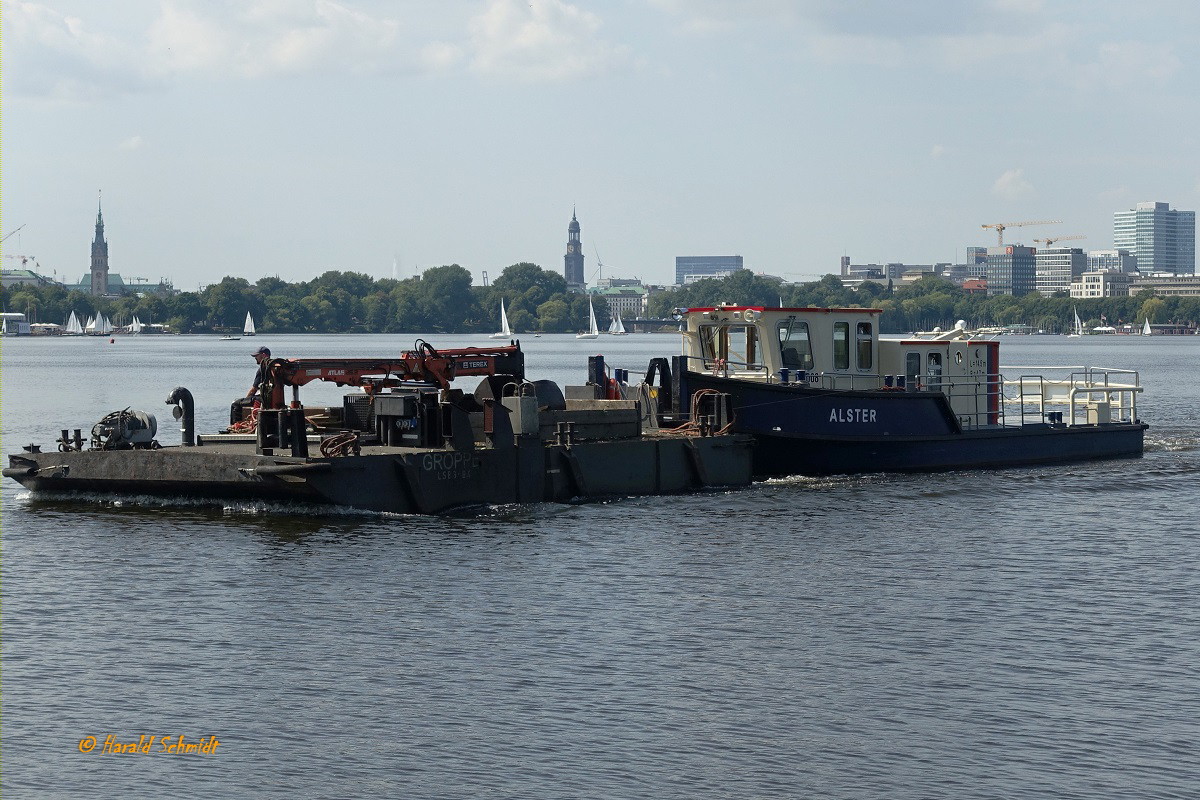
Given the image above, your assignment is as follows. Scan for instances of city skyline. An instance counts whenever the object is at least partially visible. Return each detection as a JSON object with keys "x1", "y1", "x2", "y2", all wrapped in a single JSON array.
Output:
[{"x1": 4, "y1": 1, "x2": 1200, "y2": 291}]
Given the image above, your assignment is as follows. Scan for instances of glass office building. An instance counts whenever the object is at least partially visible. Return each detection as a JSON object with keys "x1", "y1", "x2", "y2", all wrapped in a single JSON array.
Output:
[
  {"x1": 675, "y1": 255, "x2": 744, "y2": 285},
  {"x1": 1113, "y1": 202, "x2": 1195, "y2": 274}
]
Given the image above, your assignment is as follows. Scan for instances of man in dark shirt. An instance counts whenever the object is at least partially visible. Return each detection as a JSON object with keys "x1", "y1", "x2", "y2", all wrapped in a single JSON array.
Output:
[{"x1": 246, "y1": 346, "x2": 271, "y2": 400}]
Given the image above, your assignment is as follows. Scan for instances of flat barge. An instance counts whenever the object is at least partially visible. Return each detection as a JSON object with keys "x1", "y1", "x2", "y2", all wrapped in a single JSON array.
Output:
[{"x1": 5, "y1": 341, "x2": 752, "y2": 514}]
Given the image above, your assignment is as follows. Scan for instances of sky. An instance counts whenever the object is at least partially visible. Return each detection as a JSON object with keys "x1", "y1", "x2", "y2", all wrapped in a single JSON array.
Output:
[{"x1": 3, "y1": 0, "x2": 1199, "y2": 291}]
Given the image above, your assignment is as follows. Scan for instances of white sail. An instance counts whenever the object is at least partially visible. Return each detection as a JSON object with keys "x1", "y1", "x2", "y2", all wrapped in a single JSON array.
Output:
[
  {"x1": 1142, "y1": 318, "x2": 1152, "y2": 336},
  {"x1": 490, "y1": 299, "x2": 513, "y2": 339},
  {"x1": 576, "y1": 299, "x2": 600, "y2": 339},
  {"x1": 608, "y1": 309, "x2": 627, "y2": 335},
  {"x1": 85, "y1": 316, "x2": 96, "y2": 333},
  {"x1": 244, "y1": 312, "x2": 256, "y2": 336},
  {"x1": 1068, "y1": 306, "x2": 1083, "y2": 337},
  {"x1": 65, "y1": 311, "x2": 83, "y2": 335}
]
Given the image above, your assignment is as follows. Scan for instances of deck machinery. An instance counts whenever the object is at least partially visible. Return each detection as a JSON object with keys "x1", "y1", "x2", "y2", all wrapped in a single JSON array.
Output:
[{"x1": 6, "y1": 340, "x2": 752, "y2": 514}]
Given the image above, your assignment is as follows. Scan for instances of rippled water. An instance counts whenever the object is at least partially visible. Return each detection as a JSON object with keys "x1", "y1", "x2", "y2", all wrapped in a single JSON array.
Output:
[{"x1": 3, "y1": 333, "x2": 1198, "y2": 798}]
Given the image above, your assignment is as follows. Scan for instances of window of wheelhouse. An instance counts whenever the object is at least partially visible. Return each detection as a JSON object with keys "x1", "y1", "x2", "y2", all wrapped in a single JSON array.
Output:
[
  {"x1": 856, "y1": 322, "x2": 873, "y2": 370},
  {"x1": 905, "y1": 352, "x2": 921, "y2": 385},
  {"x1": 698, "y1": 325, "x2": 762, "y2": 371},
  {"x1": 833, "y1": 322, "x2": 850, "y2": 370},
  {"x1": 777, "y1": 318, "x2": 813, "y2": 370},
  {"x1": 927, "y1": 352, "x2": 943, "y2": 389}
]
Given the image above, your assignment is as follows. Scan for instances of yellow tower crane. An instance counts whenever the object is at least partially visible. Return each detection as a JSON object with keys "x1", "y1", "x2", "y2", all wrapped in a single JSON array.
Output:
[{"x1": 981, "y1": 219, "x2": 1063, "y2": 246}]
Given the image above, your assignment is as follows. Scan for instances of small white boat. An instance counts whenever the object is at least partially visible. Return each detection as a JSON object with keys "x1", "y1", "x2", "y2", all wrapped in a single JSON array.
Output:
[
  {"x1": 1141, "y1": 319, "x2": 1152, "y2": 336},
  {"x1": 1068, "y1": 307, "x2": 1083, "y2": 338},
  {"x1": 576, "y1": 299, "x2": 599, "y2": 339},
  {"x1": 220, "y1": 335, "x2": 241, "y2": 341},
  {"x1": 64, "y1": 311, "x2": 84, "y2": 336},
  {"x1": 608, "y1": 309, "x2": 628, "y2": 336},
  {"x1": 244, "y1": 312, "x2": 256, "y2": 337},
  {"x1": 490, "y1": 299, "x2": 513, "y2": 339}
]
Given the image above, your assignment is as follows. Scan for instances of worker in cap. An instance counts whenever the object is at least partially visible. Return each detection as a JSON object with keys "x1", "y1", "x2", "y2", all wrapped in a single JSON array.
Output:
[{"x1": 246, "y1": 346, "x2": 272, "y2": 400}]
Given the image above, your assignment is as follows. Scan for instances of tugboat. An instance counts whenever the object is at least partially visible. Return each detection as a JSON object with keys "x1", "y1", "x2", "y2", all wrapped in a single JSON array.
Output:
[
  {"x1": 5, "y1": 341, "x2": 752, "y2": 514},
  {"x1": 630, "y1": 304, "x2": 1148, "y2": 476}
]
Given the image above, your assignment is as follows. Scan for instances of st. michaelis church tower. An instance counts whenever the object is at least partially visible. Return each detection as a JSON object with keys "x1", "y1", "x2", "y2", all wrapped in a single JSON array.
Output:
[
  {"x1": 564, "y1": 209, "x2": 585, "y2": 291},
  {"x1": 90, "y1": 195, "x2": 110, "y2": 296}
]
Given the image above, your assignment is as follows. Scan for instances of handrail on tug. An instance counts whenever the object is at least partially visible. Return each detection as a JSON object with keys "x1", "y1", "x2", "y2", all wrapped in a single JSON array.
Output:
[{"x1": 1001, "y1": 366, "x2": 1141, "y2": 426}]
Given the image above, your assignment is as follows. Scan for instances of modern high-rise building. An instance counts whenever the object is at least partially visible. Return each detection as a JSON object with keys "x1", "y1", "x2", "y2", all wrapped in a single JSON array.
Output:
[
  {"x1": 1035, "y1": 247, "x2": 1087, "y2": 296},
  {"x1": 1113, "y1": 201, "x2": 1195, "y2": 274},
  {"x1": 564, "y1": 210, "x2": 585, "y2": 291},
  {"x1": 675, "y1": 255, "x2": 744, "y2": 285},
  {"x1": 986, "y1": 245, "x2": 1037, "y2": 296}
]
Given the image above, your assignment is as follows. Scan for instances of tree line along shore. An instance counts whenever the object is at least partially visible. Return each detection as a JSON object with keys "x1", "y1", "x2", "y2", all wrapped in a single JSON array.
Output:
[{"x1": 3, "y1": 262, "x2": 1193, "y2": 335}]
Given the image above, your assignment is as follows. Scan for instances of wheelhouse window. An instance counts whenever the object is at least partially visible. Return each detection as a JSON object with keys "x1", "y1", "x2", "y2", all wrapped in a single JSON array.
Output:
[
  {"x1": 927, "y1": 352, "x2": 943, "y2": 390},
  {"x1": 833, "y1": 322, "x2": 850, "y2": 370},
  {"x1": 777, "y1": 318, "x2": 813, "y2": 370},
  {"x1": 856, "y1": 322, "x2": 873, "y2": 370},
  {"x1": 905, "y1": 352, "x2": 921, "y2": 385},
  {"x1": 698, "y1": 325, "x2": 762, "y2": 371}
]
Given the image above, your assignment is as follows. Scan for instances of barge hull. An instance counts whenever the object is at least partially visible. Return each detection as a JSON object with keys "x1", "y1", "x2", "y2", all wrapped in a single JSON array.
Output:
[{"x1": 5, "y1": 434, "x2": 753, "y2": 515}]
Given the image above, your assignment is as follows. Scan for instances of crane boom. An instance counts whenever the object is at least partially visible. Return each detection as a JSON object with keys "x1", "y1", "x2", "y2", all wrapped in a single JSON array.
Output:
[
  {"x1": 981, "y1": 219, "x2": 1063, "y2": 245},
  {"x1": 1033, "y1": 235, "x2": 1086, "y2": 248}
]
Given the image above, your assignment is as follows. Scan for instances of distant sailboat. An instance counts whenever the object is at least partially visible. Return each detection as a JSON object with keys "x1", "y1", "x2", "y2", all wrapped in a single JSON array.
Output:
[
  {"x1": 244, "y1": 312, "x2": 256, "y2": 337},
  {"x1": 1068, "y1": 306, "x2": 1083, "y2": 337},
  {"x1": 1142, "y1": 318, "x2": 1152, "y2": 336},
  {"x1": 87, "y1": 313, "x2": 113, "y2": 335},
  {"x1": 577, "y1": 299, "x2": 600, "y2": 339},
  {"x1": 64, "y1": 311, "x2": 84, "y2": 335},
  {"x1": 490, "y1": 299, "x2": 513, "y2": 339},
  {"x1": 608, "y1": 309, "x2": 627, "y2": 335}
]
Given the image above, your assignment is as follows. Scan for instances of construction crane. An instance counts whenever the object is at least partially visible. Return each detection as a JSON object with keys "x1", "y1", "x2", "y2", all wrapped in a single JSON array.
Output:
[
  {"x1": 2, "y1": 224, "x2": 26, "y2": 243},
  {"x1": 981, "y1": 219, "x2": 1063, "y2": 246},
  {"x1": 3, "y1": 253, "x2": 39, "y2": 269},
  {"x1": 1033, "y1": 235, "x2": 1086, "y2": 248}
]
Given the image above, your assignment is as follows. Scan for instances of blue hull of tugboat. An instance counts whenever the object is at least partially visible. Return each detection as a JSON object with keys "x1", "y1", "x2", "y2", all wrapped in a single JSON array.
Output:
[{"x1": 684, "y1": 372, "x2": 1147, "y2": 477}]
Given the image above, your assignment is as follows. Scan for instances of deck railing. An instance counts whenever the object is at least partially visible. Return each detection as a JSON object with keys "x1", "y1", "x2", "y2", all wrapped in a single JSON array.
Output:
[
  {"x1": 1000, "y1": 365, "x2": 1141, "y2": 427},
  {"x1": 684, "y1": 356, "x2": 1142, "y2": 430}
]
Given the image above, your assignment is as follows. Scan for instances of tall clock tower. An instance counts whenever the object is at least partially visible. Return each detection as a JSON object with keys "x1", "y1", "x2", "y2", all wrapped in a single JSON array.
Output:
[
  {"x1": 564, "y1": 209, "x2": 585, "y2": 291},
  {"x1": 90, "y1": 194, "x2": 110, "y2": 296}
]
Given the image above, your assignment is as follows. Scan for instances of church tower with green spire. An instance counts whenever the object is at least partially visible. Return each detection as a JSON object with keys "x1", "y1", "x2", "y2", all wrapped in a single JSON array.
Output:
[{"x1": 90, "y1": 193, "x2": 110, "y2": 296}]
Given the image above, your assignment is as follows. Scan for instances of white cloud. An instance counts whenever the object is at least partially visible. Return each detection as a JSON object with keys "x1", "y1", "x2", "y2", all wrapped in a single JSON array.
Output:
[
  {"x1": 146, "y1": 0, "x2": 402, "y2": 79},
  {"x1": 119, "y1": 135, "x2": 145, "y2": 151},
  {"x1": 467, "y1": 0, "x2": 628, "y2": 82},
  {"x1": 993, "y1": 168, "x2": 1034, "y2": 199},
  {"x1": 931, "y1": 144, "x2": 945, "y2": 159}
]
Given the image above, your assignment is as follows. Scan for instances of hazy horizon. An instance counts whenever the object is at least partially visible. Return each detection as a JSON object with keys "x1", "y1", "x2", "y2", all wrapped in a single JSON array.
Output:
[{"x1": 4, "y1": 1, "x2": 1198, "y2": 291}]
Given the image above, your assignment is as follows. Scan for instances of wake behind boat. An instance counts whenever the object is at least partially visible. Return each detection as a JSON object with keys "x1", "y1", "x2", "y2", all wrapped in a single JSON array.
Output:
[{"x1": 621, "y1": 304, "x2": 1147, "y2": 477}]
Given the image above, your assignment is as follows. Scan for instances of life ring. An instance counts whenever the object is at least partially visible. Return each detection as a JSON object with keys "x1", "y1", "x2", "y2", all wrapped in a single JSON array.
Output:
[{"x1": 606, "y1": 377, "x2": 622, "y2": 400}]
